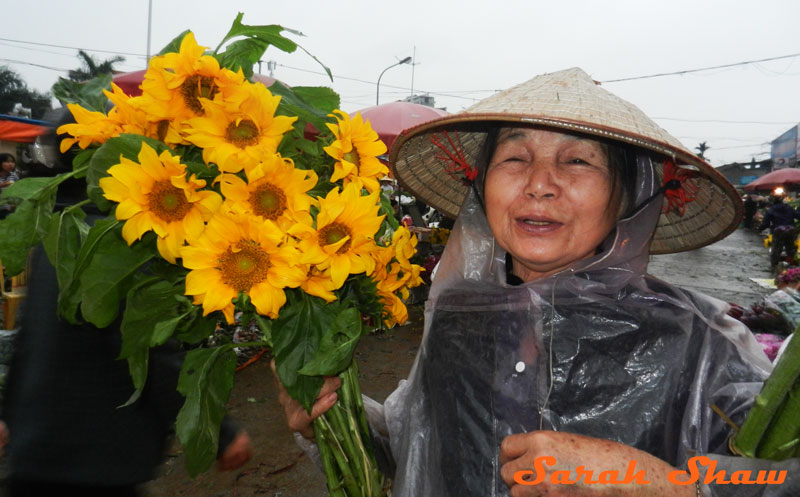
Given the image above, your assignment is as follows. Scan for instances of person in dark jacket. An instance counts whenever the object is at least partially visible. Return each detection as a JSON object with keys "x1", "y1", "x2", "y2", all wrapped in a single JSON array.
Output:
[
  {"x1": 743, "y1": 194, "x2": 757, "y2": 229},
  {"x1": 0, "y1": 247, "x2": 252, "y2": 497},
  {"x1": 758, "y1": 194, "x2": 800, "y2": 271}
]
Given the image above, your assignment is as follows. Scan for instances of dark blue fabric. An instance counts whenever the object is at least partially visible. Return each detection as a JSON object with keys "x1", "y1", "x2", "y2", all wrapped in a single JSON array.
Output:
[{"x1": 758, "y1": 202, "x2": 800, "y2": 233}]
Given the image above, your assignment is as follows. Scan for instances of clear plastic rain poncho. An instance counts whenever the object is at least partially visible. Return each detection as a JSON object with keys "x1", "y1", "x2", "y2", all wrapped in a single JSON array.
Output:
[{"x1": 362, "y1": 153, "x2": 800, "y2": 496}]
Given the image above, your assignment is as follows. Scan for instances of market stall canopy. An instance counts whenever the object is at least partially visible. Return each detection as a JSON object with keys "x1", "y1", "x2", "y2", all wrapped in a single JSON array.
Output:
[
  {"x1": 353, "y1": 101, "x2": 449, "y2": 154},
  {"x1": 111, "y1": 70, "x2": 279, "y2": 97},
  {"x1": 0, "y1": 114, "x2": 52, "y2": 143},
  {"x1": 742, "y1": 168, "x2": 800, "y2": 192}
]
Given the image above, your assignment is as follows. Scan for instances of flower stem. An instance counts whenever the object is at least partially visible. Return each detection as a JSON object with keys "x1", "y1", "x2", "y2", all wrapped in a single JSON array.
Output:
[
  {"x1": 312, "y1": 360, "x2": 388, "y2": 496},
  {"x1": 732, "y1": 333, "x2": 800, "y2": 457}
]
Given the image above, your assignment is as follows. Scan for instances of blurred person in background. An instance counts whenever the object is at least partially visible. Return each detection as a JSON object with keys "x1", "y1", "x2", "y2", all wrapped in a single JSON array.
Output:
[{"x1": 758, "y1": 193, "x2": 800, "y2": 273}]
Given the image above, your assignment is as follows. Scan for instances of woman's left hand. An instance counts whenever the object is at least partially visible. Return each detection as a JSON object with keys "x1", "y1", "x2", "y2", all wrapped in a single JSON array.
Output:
[{"x1": 499, "y1": 431, "x2": 695, "y2": 496}]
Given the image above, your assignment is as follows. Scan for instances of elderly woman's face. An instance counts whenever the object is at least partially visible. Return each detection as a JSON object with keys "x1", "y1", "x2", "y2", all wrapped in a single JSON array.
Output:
[{"x1": 484, "y1": 127, "x2": 620, "y2": 281}]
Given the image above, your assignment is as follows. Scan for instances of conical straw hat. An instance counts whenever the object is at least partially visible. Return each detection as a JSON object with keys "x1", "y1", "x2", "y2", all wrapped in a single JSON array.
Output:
[{"x1": 389, "y1": 67, "x2": 742, "y2": 254}]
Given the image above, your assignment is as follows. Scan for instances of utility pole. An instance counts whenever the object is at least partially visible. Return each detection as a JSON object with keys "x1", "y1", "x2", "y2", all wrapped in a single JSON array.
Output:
[
  {"x1": 410, "y1": 46, "x2": 416, "y2": 98},
  {"x1": 146, "y1": 0, "x2": 153, "y2": 67}
]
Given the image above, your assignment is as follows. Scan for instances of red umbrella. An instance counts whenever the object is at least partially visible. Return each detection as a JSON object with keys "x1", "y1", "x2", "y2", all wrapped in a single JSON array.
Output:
[
  {"x1": 743, "y1": 168, "x2": 800, "y2": 192},
  {"x1": 353, "y1": 101, "x2": 448, "y2": 153},
  {"x1": 111, "y1": 70, "x2": 278, "y2": 97}
]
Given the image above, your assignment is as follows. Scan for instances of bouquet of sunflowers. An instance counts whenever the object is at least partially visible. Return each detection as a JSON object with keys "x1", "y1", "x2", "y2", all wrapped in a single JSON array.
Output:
[{"x1": 0, "y1": 14, "x2": 422, "y2": 496}]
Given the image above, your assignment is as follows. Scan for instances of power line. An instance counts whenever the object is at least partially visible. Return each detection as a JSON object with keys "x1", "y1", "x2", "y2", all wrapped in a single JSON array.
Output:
[
  {"x1": 0, "y1": 58, "x2": 70, "y2": 72},
  {"x1": 276, "y1": 63, "x2": 481, "y2": 102},
  {"x1": 600, "y1": 52, "x2": 800, "y2": 83},
  {"x1": 713, "y1": 143, "x2": 771, "y2": 151},
  {"x1": 0, "y1": 40, "x2": 75, "y2": 58},
  {"x1": 0, "y1": 37, "x2": 146, "y2": 59}
]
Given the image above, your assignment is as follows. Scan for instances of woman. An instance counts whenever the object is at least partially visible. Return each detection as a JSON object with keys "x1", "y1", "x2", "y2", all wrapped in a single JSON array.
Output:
[{"x1": 279, "y1": 68, "x2": 798, "y2": 496}]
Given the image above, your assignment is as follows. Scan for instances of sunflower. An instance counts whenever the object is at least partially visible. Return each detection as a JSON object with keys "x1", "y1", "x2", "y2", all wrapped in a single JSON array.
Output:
[
  {"x1": 144, "y1": 32, "x2": 245, "y2": 111},
  {"x1": 376, "y1": 289, "x2": 408, "y2": 328},
  {"x1": 58, "y1": 103, "x2": 123, "y2": 152},
  {"x1": 217, "y1": 153, "x2": 317, "y2": 231},
  {"x1": 183, "y1": 82, "x2": 297, "y2": 173},
  {"x1": 371, "y1": 226, "x2": 424, "y2": 327},
  {"x1": 136, "y1": 32, "x2": 245, "y2": 144},
  {"x1": 301, "y1": 267, "x2": 339, "y2": 303},
  {"x1": 323, "y1": 110, "x2": 388, "y2": 193},
  {"x1": 291, "y1": 184, "x2": 384, "y2": 289},
  {"x1": 181, "y1": 212, "x2": 307, "y2": 323},
  {"x1": 98, "y1": 142, "x2": 222, "y2": 263},
  {"x1": 103, "y1": 83, "x2": 180, "y2": 143},
  {"x1": 374, "y1": 258, "x2": 423, "y2": 327}
]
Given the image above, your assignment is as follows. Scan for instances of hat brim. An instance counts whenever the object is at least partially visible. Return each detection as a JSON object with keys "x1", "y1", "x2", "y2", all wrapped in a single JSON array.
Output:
[{"x1": 389, "y1": 113, "x2": 743, "y2": 255}]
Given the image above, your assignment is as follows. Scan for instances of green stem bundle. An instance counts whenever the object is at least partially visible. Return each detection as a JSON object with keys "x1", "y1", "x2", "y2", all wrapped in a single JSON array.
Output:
[
  {"x1": 312, "y1": 360, "x2": 389, "y2": 497},
  {"x1": 732, "y1": 332, "x2": 800, "y2": 459}
]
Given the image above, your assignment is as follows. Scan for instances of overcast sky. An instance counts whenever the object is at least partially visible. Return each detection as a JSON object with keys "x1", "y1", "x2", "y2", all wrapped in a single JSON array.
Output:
[{"x1": 3, "y1": 0, "x2": 799, "y2": 166}]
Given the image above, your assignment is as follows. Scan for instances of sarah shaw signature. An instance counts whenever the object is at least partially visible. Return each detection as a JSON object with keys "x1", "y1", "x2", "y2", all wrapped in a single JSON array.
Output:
[{"x1": 513, "y1": 456, "x2": 787, "y2": 486}]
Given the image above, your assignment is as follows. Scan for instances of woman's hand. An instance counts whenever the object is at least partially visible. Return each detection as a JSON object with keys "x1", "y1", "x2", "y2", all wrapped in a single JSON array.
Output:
[
  {"x1": 499, "y1": 431, "x2": 695, "y2": 496},
  {"x1": 270, "y1": 359, "x2": 340, "y2": 439}
]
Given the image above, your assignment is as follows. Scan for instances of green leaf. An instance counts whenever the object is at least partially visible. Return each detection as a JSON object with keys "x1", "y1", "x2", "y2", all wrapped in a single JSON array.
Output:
[
  {"x1": 51, "y1": 74, "x2": 112, "y2": 112},
  {"x1": 338, "y1": 275, "x2": 383, "y2": 324},
  {"x1": 252, "y1": 313, "x2": 273, "y2": 347},
  {"x1": 77, "y1": 225, "x2": 155, "y2": 327},
  {"x1": 43, "y1": 208, "x2": 89, "y2": 291},
  {"x1": 216, "y1": 38, "x2": 268, "y2": 79},
  {"x1": 183, "y1": 159, "x2": 219, "y2": 183},
  {"x1": 158, "y1": 30, "x2": 191, "y2": 56},
  {"x1": 295, "y1": 45, "x2": 333, "y2": 81},
  {"x1": 271, "y1": 291, "x2": 331, "y2": 410},
  {"x1": 176, "y1": 312, "x2": 218, "y2": 345},
  {"x1": 0, "y1": 187, "x2": 57, "y2": 275},
  {"x1": 176, "y1": 346, "x2": 237, "y2": 476},
  {"x1": 86, "y1": 134, "x2": 171, "y2": 212},
  {"x1": 380, "y1": 192, "x2": 400, "y2": 231},
  {"x1": 0, "y1": 177, "x2": 60, "y2": 202},
  {"x1": 118, "y1": 277, "x2": 187, "y2": 404},
  {"x1": 152, "y1": 310, "x2": 193, "y2": 347},
  {"x1": 215, "y1": 14, "x2": 299, "y2": 56},
  {"x1": 58, "y1": 217, "x2": 120, "y2": 322},
  {"x1": 291, "y1": 86, "x2": 340, "y2": 115},
  {"x1": 71, "y1": 148, "x2": 95, "y2": 178},
  {"x1": 297, "y1": 307, "x2": 361, "y2": 376},
  {"x1": 270, "y1": 82, "x2": 334, "y2": 133}
]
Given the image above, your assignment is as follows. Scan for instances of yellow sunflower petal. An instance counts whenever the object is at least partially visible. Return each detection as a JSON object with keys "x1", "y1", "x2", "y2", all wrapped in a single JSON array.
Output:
[{"x1": 249, "y1": 282, "x2": 286, "y2": 318}]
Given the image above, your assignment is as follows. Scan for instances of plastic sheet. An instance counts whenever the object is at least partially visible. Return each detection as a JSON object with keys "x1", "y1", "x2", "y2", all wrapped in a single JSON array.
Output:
[{"x1": 364, "y1": 154, "x2": 800, "y2": 496}]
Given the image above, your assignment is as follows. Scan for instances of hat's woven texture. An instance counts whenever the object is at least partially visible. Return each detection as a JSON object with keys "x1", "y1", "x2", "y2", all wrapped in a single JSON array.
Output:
[{"x1": 390, "y1": 68, "x2": 742, "y2": 254}]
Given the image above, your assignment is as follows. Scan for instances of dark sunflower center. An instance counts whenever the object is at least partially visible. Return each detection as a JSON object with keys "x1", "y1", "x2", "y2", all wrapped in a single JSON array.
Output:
[
  {"x1": 147, "y1": 180, "x2": 192, "y2": 222},
  {"x1": 225, "y1": 119, "x2": 260, "y2": 148},
  {"x1": 218, "y1": 240, "x2": 270, "y2": 292},
  {"x1": 249, "y1": 183, "x2": 287, "y2": 220},
  {"x1": 343, "y1": 151, "x2": 361, "y2": 167},
  {"x1": 318, "y1": 222, "x2": 352, "y2": 254},
  {"x1": 181, "y1": 75, "x2": 218, "y2": 115}
]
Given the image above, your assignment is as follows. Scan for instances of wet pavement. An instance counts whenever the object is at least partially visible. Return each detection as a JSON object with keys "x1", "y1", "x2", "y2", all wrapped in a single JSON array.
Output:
[{"x1": 648, "y1": 227, "x2": 774, "y2": 307}]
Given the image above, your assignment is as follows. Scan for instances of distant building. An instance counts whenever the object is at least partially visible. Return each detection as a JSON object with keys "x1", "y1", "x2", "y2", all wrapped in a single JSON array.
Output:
[
  {"x1": 716, "y1": 158, "x2": 773, "y2": 189},
  {"x1": 771, "y1": 124, "x2": 800, "y2": 169},
  {"x1": 403, "y1": 94, "x2": 440, "y2": 108}
]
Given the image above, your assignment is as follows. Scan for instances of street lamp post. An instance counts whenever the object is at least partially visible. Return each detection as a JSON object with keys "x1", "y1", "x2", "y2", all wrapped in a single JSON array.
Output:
[{"x1": 376, "y1": 57, "x2": 412, "y2": 105}]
